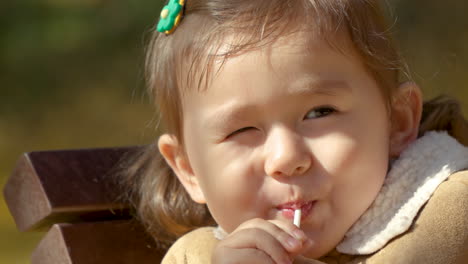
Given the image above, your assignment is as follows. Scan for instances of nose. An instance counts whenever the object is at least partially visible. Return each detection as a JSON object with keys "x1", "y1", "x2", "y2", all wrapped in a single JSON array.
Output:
[{"x1": 264, "y1": 126, "x2": 311, "y2": 178}]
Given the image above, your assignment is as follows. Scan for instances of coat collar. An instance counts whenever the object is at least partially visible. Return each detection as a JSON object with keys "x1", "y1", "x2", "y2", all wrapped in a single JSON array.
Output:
[{"x1": 337, "y1": 131, "x2": 468, "y2": 254}]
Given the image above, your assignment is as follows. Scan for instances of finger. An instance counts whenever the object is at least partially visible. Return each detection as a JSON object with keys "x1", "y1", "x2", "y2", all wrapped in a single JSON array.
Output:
[
  {"x1": 268, "y1": 219, "x2": 308, "y2": 242},
  {"x1": 222, "y1": 228, "x2": 293, "y2": 264},
  {"x1": 268, "y1": 219, "x2": 315, "y2": 256},
  {"x1": 298, "y1": 237, "x2": 315, "y2": 255},
  {"x1": 233, "y1": 218, "x2": 303, "y2": 253},
  {"x1": 252, "y1": 218, "x2": 311, "y2": 253}
]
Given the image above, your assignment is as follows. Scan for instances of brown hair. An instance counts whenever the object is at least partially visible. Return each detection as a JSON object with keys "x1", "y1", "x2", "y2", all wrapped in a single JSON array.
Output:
[
  {"x1": 419, "y1": 95, "x2": 468, "y2": 145},
  {"x1": 119, "y1": 0, "x2": 468, "y2": 249}
]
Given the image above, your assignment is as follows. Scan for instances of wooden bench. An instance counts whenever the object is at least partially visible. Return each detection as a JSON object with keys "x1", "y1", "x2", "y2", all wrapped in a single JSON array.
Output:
[{"x1": 3, "y1": 147, "x2": 166, "y2": 263}]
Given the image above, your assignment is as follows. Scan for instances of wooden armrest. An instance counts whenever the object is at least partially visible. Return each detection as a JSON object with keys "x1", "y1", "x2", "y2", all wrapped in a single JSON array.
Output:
[
  {"x1": 33, "y1": 220, "x2": 163, "y2": 264},
  {"x1": 3, "y1": 147, "x2": 136, "y2": 231}
]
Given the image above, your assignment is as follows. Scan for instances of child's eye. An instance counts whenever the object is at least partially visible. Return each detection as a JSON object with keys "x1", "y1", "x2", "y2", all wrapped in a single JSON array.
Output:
[
  {"x1": 304, "y1": 106, "x2": 336, "y2": 120},
  {"x1": 226, "y1": 126, "x2": 256, "y2": 138}
]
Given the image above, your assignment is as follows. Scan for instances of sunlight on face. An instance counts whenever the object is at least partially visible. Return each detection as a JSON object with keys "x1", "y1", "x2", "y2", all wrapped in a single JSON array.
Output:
[{"x1": 181, "y1": 33, "x2": 391, "y2": 258}]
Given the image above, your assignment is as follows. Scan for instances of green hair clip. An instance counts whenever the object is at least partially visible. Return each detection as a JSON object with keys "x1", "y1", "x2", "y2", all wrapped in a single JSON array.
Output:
[{"x1": 157, "y1": 0, "x2": 186, "y2": 35}]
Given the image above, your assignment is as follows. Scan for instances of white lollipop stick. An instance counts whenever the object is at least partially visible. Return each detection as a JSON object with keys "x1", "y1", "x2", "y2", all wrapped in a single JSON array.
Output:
[{"x1": 293, "y1": 209, "x2": 302, "y2": 228}]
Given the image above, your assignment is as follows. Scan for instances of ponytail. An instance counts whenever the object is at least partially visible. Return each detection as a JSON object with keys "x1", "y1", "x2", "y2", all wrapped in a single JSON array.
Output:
[
  {"x1": 419, "y1": 95, "x2": 468, "y2": 146},
  {"x1": 118, "y1": 143, "x2": 214, "y2": 249}
]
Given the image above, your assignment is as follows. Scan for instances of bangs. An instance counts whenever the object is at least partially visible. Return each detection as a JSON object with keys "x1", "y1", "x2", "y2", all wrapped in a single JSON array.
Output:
[
  {"x1": 175, "y1": 0, "x2": 352, "y2": 94},
  {"x1": 146, "y1": 0, "x2": 402, "y2": 136}
]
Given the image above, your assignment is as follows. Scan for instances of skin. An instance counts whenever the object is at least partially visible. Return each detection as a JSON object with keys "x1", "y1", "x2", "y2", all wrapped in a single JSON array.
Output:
[{"x1": 159, "y1": 32, "x2": 422, "y2": 263}]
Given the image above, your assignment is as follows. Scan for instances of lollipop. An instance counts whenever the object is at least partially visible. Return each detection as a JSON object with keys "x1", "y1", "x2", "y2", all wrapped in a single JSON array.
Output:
[{"x1": 293, "y1": 209, "x2": 301, "y2": 228}]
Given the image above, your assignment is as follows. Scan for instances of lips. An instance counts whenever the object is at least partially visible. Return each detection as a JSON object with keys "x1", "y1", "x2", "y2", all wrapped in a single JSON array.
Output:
[{"x1": 277, "y1": 200, "x2": 316, "y2": 220}]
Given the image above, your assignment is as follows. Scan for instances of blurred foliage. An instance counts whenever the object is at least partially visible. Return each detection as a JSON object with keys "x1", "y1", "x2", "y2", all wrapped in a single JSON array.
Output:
[
  {"x1": 393, "y1": 0, "x2": 468, "y2": 100},
  {"x1": 0, "y1": 0, "x2": 467, "y2": 263},
  {"x1": 0, "y1": 0, "x2": 164, "y2": 262}
]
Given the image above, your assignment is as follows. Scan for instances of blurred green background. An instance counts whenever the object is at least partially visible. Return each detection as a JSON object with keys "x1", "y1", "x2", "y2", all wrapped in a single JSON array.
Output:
[{"x1": 1, "y1": 0, "x2": 467, "y2": 263}]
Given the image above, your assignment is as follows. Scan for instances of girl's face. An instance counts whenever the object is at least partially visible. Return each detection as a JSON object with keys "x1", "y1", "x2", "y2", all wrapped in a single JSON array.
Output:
[{"x1": 177, "y1": 33, "x2": 391, "y2": 257}]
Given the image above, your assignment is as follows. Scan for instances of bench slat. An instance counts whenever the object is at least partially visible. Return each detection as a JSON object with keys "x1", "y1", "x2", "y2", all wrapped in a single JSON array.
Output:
[
  {"x1": 32, "y1": 220, "x2": 163, "y2": 264},
  {"x1": 3, "y1": 147, "x2": 137, "y2": 231}
]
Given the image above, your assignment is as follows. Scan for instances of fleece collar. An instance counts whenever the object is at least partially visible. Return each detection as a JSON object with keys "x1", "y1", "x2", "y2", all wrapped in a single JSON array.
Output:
[
  {"x1": 213, "y1": 132, "x2": 468, "y2": 255},
  {"x1": 337, "y1": 131, "x2": 468, "y2": 254}
]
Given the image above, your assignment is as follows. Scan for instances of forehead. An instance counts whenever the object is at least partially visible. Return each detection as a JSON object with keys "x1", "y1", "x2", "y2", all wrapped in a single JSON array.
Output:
[
  {"x1": 179, "y1": 28, "x2": 357, "y2": 94},
  {"x1": 180, "y1": 31, "x2": 365, "y2": 113}
]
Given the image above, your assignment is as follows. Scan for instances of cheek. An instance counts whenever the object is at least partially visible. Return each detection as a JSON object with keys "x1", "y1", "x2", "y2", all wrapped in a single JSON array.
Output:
[
  {"x1": 312, "y1": 127, "x2": 388, "y2": 173},
  {"x1": 186, "y1": 144, "x2": 265, "y2": 232},
  {"x1": 312, "y1": 120, "x2": 389, "y2": 190},
  {"x1": 320, "y1": 128, "x2": 389, "y2": 218},
  {"x1": 204, "y1": 170, "x2": 264, "y2": 232}
]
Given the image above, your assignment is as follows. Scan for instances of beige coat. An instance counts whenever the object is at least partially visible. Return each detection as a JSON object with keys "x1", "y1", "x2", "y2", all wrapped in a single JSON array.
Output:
[{"x1": 162, "y1": 170, "x2": 468, "y2": 264}]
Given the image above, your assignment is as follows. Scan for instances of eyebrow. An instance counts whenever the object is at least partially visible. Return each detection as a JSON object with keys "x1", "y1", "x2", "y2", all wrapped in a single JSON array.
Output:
[
  {"x1": 204, "y1": 79, "x2": 351, "y2": 130},
  {"x1": 204, "y1": 101, "x2": 255, "y2": 131},
  {"x1": 289, "y1": 79, "x2": 352, "y2": 96}
]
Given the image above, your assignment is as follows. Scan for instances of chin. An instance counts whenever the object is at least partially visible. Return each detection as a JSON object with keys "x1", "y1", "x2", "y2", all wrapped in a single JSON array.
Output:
[{"x1": 303, "y1": 232, "x2": 344, "y2": 259}]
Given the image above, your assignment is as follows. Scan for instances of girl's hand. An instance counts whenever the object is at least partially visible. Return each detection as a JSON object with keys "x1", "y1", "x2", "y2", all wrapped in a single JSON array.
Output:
[{"x1": 211, "y1": 218, "x2": 314, "y2": 264}]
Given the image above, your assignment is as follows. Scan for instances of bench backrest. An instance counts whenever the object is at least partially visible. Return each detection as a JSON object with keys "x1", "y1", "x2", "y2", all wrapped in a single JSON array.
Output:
[{"x1": 3, "y1": 147, "x2": 165, "y2": 263}]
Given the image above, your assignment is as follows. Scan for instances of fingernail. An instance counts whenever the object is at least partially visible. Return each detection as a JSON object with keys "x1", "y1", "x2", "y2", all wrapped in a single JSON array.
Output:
[
  {"x1": 304, "y1": 238, "x2": 314, "y2": 249},
  {"x1": 286, "y1": 237, "x2": 300, "y2": 249},
  {"x1": 292, "y1": 229, "x2": 306, "y2": 240}
]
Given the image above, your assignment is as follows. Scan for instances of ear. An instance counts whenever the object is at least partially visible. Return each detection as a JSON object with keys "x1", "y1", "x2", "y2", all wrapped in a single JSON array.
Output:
[
  {"x1": 389, "y1": 82, "x2": 423, "y2": 157},
  {"x1": 158, "y1": 134, "x2": 206, "y2": 204}
]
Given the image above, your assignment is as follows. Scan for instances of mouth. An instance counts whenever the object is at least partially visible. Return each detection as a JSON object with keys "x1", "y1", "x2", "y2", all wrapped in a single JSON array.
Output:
[{"x1": 276, "y1": 200, "x2": 316, "y2": 220}]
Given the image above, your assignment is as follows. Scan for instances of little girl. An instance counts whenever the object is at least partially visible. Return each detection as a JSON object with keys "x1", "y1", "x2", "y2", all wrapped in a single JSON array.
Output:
[{"x1": 120, "y1": 0, "x2": 468, "y2": 263}]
